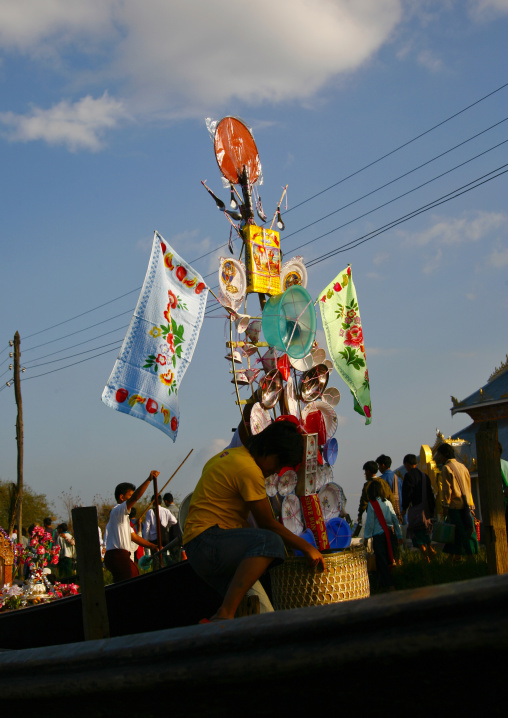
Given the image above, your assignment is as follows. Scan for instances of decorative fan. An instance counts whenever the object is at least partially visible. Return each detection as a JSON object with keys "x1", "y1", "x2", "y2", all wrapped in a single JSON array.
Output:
[
  {"x1": 261, "y1": 285, "x2": 317, "y2": 359},
  {"x1": 265, "y1": 473, "x2": 279, "y2": 498},
  {"x1": 325, "y1": 517, "x2": 352, "y2": 550},
  {"x1": 318, "y1": 482, "x2": 342, "y2": 521},
  {"x1": 213, "y1": 116, "x2": 262, "y2": 185},
  {"x1": 281, "y1": 494, "x2": 304, "y2": 535},
  {"x1": 278, "y1": 469, "x2": 298, "y2": 497}
]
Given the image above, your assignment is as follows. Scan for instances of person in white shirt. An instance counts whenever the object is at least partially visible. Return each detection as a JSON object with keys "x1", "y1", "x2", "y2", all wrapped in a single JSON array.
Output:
[
  {"x1": 144, "y1": 495, "x2": 177, "y2": 542},
  {"x1": 104, "y1": 471, "x2": 159, "y2": 582},
  {"x1": 56, "y1": 523, "x2": 75, "y2": 578}
]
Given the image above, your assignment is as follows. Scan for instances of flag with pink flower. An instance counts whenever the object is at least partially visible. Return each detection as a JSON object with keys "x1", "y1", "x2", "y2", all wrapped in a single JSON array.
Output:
[
  {"x1": 319, "y1": 265, "x2": 372, "y2": 425},
  {"x1": 101, "y1": 231, "x2": 208, "y2": 440}
]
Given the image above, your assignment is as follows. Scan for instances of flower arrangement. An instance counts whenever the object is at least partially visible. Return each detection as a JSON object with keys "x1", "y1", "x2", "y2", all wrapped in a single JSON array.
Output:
[
  {"x1": 0, "y1": 583, "x2": 24, "y2": 611},
  {"x1": 22, "y1": 525, "x2": 59, "y2": 570}
]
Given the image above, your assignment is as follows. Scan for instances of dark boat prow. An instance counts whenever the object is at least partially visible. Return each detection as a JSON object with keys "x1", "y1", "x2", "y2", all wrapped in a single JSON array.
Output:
[{"x1": 0, "y1": 561, "x2": 222, "y2": 650}]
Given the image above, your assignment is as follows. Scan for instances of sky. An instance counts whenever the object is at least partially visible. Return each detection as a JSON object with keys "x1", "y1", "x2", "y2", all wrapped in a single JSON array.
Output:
[{"x1": 0, "y1": 0, "x2": 507, "y2": 522}]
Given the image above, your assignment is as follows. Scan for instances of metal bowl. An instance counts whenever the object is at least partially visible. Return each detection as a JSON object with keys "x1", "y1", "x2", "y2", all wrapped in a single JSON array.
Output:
[
  {"x1": 260, "y1": 369, "x2": 283, "y2": 409},
  {"x1": 299, "y1": 363, "x2": 329, "y2": 402}
]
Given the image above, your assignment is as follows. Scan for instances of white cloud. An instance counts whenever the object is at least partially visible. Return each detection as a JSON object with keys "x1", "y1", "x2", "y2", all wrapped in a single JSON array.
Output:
[
  {"x1": 486, "y1": 245, "x2": 508, "y2": 268},
  {"x1": 417, "y1": 49, "x2": 443, "y2": 72},
  {"x1": 401, "y1": 211, "x2": 508, "y2": 247},
  {"x1": 373, "y1": 252, "x2": 390, "y2": 265},
  {"x1": 0, "y1": 92, "x2": 127, "y2": 151},
  {"x1": 468, "y1": 0, "x2": 508, "y2": 21},
  {"x1": 0, "y1": 1, "x2": 403, "y2": 140}
]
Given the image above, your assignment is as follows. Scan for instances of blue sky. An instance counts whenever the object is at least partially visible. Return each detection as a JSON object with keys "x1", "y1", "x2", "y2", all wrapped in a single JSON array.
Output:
[{"x1": 0, "y1": 0, "x2": 507, "y2": 520}]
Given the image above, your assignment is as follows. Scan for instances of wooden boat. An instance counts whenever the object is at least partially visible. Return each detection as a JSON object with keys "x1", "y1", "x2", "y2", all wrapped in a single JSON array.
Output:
[{"x1": 0, "y1": 561, "x2": 221, "y2": 651}]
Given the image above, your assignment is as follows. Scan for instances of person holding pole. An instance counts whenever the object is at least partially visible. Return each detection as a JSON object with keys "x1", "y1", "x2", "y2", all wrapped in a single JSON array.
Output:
[{"x1": 104, "y1": 471, "x2": 160, "y2": 582}]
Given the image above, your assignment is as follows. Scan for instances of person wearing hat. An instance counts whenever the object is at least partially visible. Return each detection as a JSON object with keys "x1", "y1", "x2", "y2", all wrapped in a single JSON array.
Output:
[{"x1": 183, "y1": 421, "x2": 325, "y2": 621}]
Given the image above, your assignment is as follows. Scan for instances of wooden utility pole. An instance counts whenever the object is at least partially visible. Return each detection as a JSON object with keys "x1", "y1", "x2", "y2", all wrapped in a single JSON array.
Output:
[
  {"x1": 152, "y1": 474, "x2": 163, "y2": 570},
  {"x1": 13, "y1": 331, "x2": 23, "y2": 539},
  {"x1": 72, "y1": 506, "x2": 110, "y2": 641},
  {"x1": 476, "y1": 421, "x2": 508, "y2": 575}
]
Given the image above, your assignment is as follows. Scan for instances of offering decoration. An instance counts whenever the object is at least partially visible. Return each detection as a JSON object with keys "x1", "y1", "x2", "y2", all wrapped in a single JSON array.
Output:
[
  {"x1": 199, "y1": 115, "x2": 374, "y2": 603},
  {"x1": 0, "y1": 525, "x2": 79, "y2": 613}
]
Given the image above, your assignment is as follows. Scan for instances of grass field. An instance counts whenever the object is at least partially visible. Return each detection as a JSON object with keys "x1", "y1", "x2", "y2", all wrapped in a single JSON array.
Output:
[{"x1": 369, "y1": 546, "x2": 488, "y2": 594}]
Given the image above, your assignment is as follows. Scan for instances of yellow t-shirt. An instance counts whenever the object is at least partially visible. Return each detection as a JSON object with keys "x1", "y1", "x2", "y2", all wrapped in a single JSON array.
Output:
[{"x1": 183, "y1": 445, "x2": 266, "y2": 544}]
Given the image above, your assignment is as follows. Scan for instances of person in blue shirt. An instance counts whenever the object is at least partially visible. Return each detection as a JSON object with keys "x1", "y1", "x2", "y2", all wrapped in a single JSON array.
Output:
[
  {"x1": 364, "y1": 480, "x2": 402, "y2": 591},
  {"x1": 376, "y1": 454, "x2": 403, "y2": 522}
]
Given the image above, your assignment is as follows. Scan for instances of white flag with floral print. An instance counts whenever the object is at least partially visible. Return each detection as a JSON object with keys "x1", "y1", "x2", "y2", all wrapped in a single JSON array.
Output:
[
  {"x1": 102, "y1": 231, "x2": 208, "y2": 441},
  {"x1": 318, "y1": 266, "x2": 372, "y2": 425}
]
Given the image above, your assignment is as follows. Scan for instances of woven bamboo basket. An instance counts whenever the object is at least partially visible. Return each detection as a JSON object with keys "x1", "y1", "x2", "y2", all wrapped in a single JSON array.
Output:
[{"x1": 271, "y1": 545, "x2": 370, "y2": 610}]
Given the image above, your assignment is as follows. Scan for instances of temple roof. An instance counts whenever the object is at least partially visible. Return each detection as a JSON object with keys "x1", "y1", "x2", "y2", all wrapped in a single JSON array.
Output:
[{"x1": 451, "y1": 354, "x2": 508, "y2": 418}]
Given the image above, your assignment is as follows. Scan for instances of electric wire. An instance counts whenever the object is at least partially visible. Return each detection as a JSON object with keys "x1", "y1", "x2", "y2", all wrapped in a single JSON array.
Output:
[
  {"x1": 22, "y1": 309, "x2": 134, "y2": 353},
  {"x1": 23, "y1": 287, "x2": 141, "y2": 341},
  {"x1": 26, "y1": 338, "x2": 127, "y2": 369},
  {"x1": 283, "y1": 81, "x2": 508, "y2": 214},
  {"x1": 20, "y1": 345, "x2": 123, "y2": 382},
  {"x1": 23, "y1": 324, "x2": 130, "y2": 365},
  {"x1": 306, "y1": 165, "x2": 508, "y2": 267},
  {"x1": 282, "y1": 118, "x2": 508, "y2": 243},
  {"x1": 9, "y1": 83, "x2": 508, "y2": 348},
  {"x1": 3, "y1": 166, "x2": 506, "y2": 379}
]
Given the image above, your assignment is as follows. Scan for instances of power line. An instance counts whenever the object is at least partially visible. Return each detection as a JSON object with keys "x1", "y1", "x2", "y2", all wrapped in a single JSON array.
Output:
[
  {"x1": 23, "y1": 324, "x2": 130, "y2": 365},
  {"x1": 20, "y1": 345, "x2": 122, "y2": 382},
  {"x1": 306, "y1": 165, "x2": 508, "y2": 267},
  {"x1": 289, "y1": 140, "x2": 508, "y2": 257},
  {"x1": 23, "y1": 287, "x2": 141, "y2": 340},
  {"x1": 283, "y1": 81, "x2": 508, "y2": 214},
  {"x1": 26, "y1": 339, "x2": 126, "y2": 369},
  {"x1": 282, "y1": 118, "x2": 508, "y2": 243},
  {"x1": 22, "y1": 309, "x2": 134, "y2": 353},
  {"x1": 12, "y1": 83, "x2": 508, "y2": 346}
]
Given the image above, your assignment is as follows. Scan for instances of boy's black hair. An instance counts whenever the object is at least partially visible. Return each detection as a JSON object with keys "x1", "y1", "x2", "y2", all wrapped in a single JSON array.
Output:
[
  {"x1": 247, "y1": 421, "x2": 303, "y2": 468},
  {"x1": 367, "y1": 480, "x2": 386, "y2": 502},
  {"x1": 115, "y1": 482, "x2": 136, "y2": 503},
  {"x1": 435, "y1": 443, "x2": 455, "y2": 461},
  {"x1": 43, "y1": 517, "x2": 53, "y2": 527},
  {"x1": 376, "y1": 454, "x2": 392, "y2": 469},
  {"x1": 57, "y1": 522, "x2": 68, "y2": 532},
  {"x1": 363, "y1": 460, "x2": 378, "y2": 476},
  {"x1": 163, "y1": 493, "x2": 174, "y2": 503},
  {"x1": 129, "y1": 507, "x2": 137, "y2": 518},
  {"x1": 403, "y1": 454, "x2": 418, "y2": 466}
]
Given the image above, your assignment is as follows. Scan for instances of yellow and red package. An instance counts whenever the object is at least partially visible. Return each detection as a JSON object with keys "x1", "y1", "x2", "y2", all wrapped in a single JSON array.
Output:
[{"x1": 242, "y1": 224, "x2": 281, "y2": 296}]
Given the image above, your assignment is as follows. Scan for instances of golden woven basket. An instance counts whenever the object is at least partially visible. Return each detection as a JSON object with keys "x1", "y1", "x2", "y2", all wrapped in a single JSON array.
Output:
[{"x1": 271, "y1": 546, "x2": 370, "y2": 610}]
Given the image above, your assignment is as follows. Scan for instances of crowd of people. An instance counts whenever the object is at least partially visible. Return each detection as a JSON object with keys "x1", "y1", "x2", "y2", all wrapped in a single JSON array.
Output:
[
  {"x1": 9, "y1": 428, "x2": 504, "y2": 619},
  {"x1": 356, "y1": 446, "x2": 481, "y2": 591}
]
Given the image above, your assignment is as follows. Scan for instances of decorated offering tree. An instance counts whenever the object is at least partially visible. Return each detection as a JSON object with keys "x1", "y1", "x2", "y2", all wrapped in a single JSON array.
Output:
[{"x1": 200, "y1": 117, "x2": 372, "y2": 581}]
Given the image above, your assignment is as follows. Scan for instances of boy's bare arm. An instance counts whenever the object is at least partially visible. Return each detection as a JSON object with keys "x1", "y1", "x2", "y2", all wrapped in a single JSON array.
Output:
[
  {"x1": 131, "y1": 533, "x2": 157, "y2": 551},
  {"x1": 126, "y1": 470, "x2": 159, "y2": 511}
]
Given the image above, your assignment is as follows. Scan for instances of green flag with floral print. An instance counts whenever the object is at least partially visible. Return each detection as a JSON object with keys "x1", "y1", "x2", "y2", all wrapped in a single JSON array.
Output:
[{"x1": 318, "y1": 266, "x2": 372, "y2": 424}]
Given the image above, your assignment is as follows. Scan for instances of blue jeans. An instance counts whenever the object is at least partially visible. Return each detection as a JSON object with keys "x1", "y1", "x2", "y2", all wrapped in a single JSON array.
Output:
[{"x1": 184, "y1": 525, "x2": 285, "y2": 596}]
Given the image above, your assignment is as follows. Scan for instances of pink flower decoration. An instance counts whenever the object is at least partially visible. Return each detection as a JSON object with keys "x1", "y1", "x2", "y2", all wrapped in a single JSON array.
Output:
[
  {"x1": 320, "y1": 296, "x2": 326, "y2": 302},
  {"x1": 30, "y1": 538, "x2": 38, "y2": 546},
  {"x1": 51, "y1": 557, "x2": 59, "y2": 565},
  {"x1": 344, "y1": 325, "x2": 363, "y2": 348},
  {"x1": 334, "y1": 283, "x2": 341, "y2": 292},
  {"x1": 363, "y1": 405, "x2": 371, "y2": 418},
  {"x1": 37, "y1": 545, "x2": 45, "y2": 555},
  {"x1": 156, "y1": 354, "x2": 167, "y2": 366},
  {"x1": 166, "y1": 333, "x2": 175, "y2": 353}
]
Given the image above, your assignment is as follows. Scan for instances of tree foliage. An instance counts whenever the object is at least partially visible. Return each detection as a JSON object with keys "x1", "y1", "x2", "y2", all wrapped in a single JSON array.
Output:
[{"x1": 0, "y1": 480, "x2": 55, "y2": 532}]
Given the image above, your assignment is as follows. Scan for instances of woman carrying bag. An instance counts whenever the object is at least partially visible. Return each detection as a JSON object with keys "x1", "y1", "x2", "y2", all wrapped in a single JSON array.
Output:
[{"x1": 364, "y1": 481, "x2": 402, "y2": 591}]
